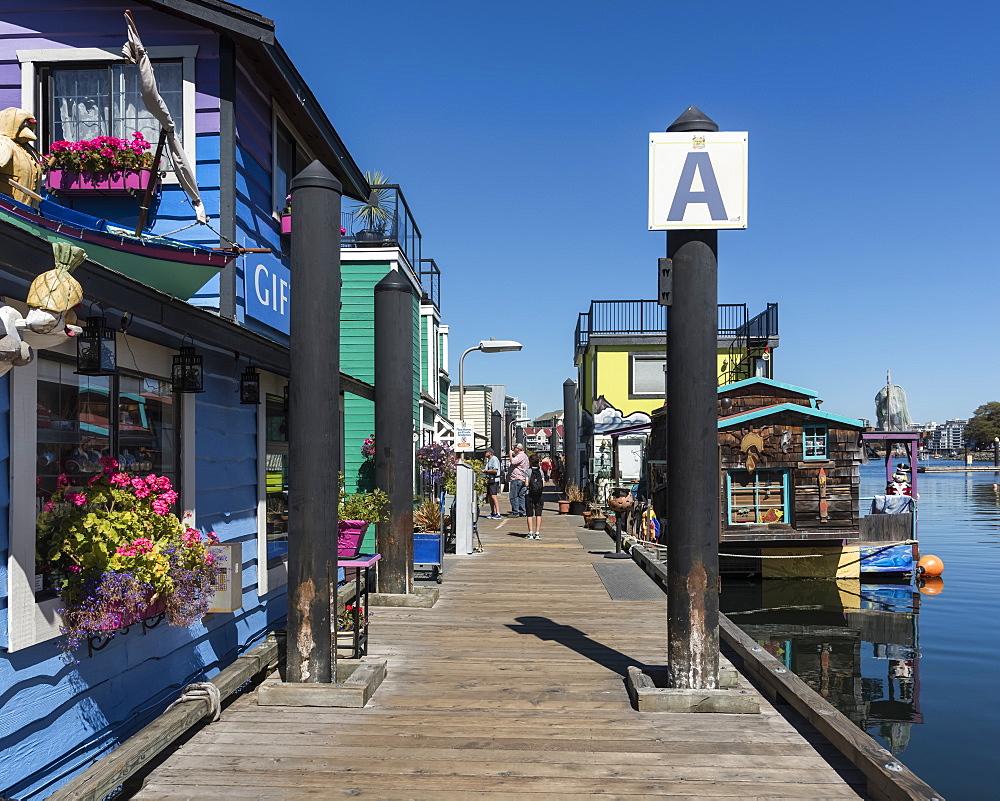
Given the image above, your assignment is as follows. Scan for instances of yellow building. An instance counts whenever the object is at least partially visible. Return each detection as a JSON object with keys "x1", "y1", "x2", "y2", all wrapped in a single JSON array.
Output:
[{"x1": 572, "y1": 300, "x2": 779, "y2": 496}]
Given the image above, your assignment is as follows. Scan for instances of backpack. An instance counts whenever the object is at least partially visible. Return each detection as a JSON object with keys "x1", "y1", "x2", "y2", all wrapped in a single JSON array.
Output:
[{"x1": 528, "y1": 467, "x2": 544, "y2": 499}]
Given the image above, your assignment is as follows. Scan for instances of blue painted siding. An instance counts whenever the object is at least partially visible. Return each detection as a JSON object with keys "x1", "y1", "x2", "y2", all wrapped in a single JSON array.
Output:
[{"x1": 0, "y1": 349, "x2": 281, "y2": 801}]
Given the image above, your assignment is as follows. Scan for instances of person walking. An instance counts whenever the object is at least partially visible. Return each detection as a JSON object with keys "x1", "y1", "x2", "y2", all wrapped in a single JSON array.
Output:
[
  {"x1": 540, "y1": 454, "x2": 552, "y2": 481},
  {"x1": 483, "y1": 448, "x2": 502, "y2": 519},
  {"x1": 525, "y1": 454, "x2": 545, "y2": 538},
  {"x1": 508, "y1": 444, "x2": 529, "y2": 517}
]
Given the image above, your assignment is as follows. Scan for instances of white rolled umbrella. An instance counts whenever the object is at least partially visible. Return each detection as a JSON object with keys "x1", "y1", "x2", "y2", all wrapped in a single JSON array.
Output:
[{"x1": 122, "y1": 11, "x2": 207, "y2": 224}]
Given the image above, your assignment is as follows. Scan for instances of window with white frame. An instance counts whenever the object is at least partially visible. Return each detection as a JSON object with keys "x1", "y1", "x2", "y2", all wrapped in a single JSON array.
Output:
[
  {"x1": 631, "y1": 354, "x2": 665, "y2": 398},
  {"x1": 803, "y1": 425, "x2": 828, "y2": 460},
  {"x1": 6, "y1": 331, "x2": 187, "y2": 651},
  {"x1": 43, "y1": 62, "x2": 183, "y2": 148},
  {"x1": 17, "y1": 46, "x2": 198, "y2": 181}
]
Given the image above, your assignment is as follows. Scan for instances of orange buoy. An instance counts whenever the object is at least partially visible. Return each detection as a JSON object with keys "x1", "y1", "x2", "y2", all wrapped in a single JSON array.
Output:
[
  {"x1": 919, "y1": 576, "x2": 945, "y2": 595},
  {"x1": 918, "y1": 554, "x2": 945, "y2": 577}
]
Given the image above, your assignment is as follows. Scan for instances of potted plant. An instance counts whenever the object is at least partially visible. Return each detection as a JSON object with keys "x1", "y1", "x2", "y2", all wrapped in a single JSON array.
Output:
[
  {"x1": 35, "y1": 458, "x2": 217, "y2": 653},
  {"x1": 351, "y1": 170, "x2": 394, "y2": 244},
  {"x1": 44, "y1": 132, "x2": 158, "y2": 198},
  {"x1": 565, "y1": 482, "x2": 585, "y2": 515},
  {"x1": 338, "y1": 473, "x2": 388, "y2": 558}
]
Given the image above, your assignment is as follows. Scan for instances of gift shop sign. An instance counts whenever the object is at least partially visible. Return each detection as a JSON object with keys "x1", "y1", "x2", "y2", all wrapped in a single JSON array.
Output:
[
  {"x1": 648, "y1": 132, "x2": 748, "y2": 230},
  {"x1": 454, "y1": 422, "x2": 474, "y2": 453},
  {"x1": 245, "y1": 252, "x2": 290, "y2": 334}
]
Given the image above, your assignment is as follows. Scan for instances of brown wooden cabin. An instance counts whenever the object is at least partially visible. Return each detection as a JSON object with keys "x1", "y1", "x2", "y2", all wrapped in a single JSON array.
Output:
[{"x1": 715, "y1": 377, "x2": 865, "y2": 544}]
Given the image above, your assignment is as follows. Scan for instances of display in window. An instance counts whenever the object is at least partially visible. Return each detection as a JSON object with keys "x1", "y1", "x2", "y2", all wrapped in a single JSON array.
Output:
[{"x1": 265, "y1": 394, "x2": 289, "y2": 560}]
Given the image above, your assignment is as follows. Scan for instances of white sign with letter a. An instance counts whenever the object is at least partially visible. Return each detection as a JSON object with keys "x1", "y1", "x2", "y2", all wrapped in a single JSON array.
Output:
[{"x1": 648, "y1": 132, "x2": 748, "y2": 230}]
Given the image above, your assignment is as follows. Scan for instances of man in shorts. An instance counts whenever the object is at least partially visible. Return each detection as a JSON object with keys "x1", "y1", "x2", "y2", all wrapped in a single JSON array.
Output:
[{"x1": 483, "y1": 448, "x2": 502, "y2": 519}]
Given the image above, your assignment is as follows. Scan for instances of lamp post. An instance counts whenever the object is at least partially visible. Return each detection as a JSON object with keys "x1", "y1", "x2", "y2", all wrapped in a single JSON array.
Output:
[
  {"x1": 458, "y1": 339, "x2": 523, "y2": 422},
  {"x1": 508, "y1": 417, "x2": 530, "y2": 455}
]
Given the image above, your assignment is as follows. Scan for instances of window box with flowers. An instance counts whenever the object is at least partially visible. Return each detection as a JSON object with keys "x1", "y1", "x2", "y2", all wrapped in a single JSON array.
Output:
[
  {"x1": 44, "y1": 132, "x2": 159, "y2": 199},
  {"x1": 35, "y1": 457, "x2": 218, "y2": 654},
  {"x1": 279, "y1": 195, "x2": 347, "y2": 238}
]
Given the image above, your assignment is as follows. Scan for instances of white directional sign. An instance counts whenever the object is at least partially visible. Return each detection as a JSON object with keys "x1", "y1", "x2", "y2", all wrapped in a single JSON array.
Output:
[
  {"x1": 649, "y1": 131, "x2": 748, "y2": 230},
  {"x1": 454, "y1": 421, "x2": 474, "y2": 453}
]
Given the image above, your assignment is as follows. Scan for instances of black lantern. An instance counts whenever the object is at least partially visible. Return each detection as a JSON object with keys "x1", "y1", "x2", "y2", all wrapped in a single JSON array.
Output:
[
  {"x1": 240, "y1": 365, "x2": 260, "y2": 404},
  {"x1": 283, "y1": 383, "x2": 289, "y2": 413},
  {"x1": 172, "y1": 345, "x2": 204, "y2": 393},
  {"x1": 76, "y1": 316, "x2": 117, "y2": 376}
]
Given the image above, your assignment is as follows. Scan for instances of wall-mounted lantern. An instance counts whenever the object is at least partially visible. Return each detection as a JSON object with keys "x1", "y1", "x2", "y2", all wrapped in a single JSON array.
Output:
[
  {"x1": 172, "y1": 345, "x2": 204, "y2": 393},
  {"x1": 240, "y1": 364, "x2": 260, "y2": 404},
  {"x1": 76, "y1": 316, "x2": 117, "y2": 376}
]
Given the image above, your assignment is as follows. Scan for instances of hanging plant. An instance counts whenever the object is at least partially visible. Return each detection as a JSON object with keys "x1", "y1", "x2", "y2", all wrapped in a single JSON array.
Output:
[{"x1": 35, "y1": 457, "x2": 217, "y2": 654}]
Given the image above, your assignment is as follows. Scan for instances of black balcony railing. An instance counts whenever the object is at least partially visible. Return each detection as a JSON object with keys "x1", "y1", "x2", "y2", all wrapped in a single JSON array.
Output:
[
  {"x1": 419, "y1": 258, "x2": 441, "y2": 311},
  {"x1": 574, "y1": 300, "x2": 778, "y2": 357},
  {"x1": 340, "y1": 184, "x2": 421, "y2": 269}
]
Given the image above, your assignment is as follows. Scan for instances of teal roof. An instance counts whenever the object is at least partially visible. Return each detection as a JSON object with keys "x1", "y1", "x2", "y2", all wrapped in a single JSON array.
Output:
[
  {"x1": 718, "y1": 377, "x2": 819, "y2": 398},
  {"x1": 718, "y1": 403, "x2": 865, "y2": 430}
]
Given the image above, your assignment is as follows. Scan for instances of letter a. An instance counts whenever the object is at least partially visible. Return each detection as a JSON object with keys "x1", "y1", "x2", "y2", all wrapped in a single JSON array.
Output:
[{"x1": 667, "y1": 152, "x2": 728, "y2": 221}]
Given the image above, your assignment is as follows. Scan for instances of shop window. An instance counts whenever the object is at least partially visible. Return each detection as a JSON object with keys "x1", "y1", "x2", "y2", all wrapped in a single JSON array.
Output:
[
  {"x1": 803, "y1": 425, "x2": 828, "y2": 460},
  {"x1": 727, "y1": 469, "x2": 788, "y2": 525},
  {"x1": 35, "y1": 358, "x2": 177, "y2": 594},
  {"x1": 43, "y1": 62, "x2": 184, "y2": 149},
  {"x1": 265, "y1": 394, "x2": 289, "y2": 562}
]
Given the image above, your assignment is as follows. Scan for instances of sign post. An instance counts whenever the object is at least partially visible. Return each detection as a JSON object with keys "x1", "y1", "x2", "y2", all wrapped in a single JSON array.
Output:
[{"x1": 649, "y1": 106, "x2": 747, "y2": 690}]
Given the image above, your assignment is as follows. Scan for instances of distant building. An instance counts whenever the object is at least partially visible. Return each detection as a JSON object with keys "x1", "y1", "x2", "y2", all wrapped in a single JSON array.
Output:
[{"x1": 931, "y1": 419, "x2": 968, "y2": 452}]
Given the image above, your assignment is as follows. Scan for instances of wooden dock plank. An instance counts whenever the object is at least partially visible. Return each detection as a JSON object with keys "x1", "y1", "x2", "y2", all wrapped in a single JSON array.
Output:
[{"x1": 132, "y1": 493, "x2": 865, "y2": 800}]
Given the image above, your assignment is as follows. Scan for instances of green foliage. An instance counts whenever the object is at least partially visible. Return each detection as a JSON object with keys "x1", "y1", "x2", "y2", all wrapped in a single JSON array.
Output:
[
  {"x1": 443, "y1": 458, "x2": 487, "y2": 498},
  {"x1": 339, "y1": 472, "x2": 389, "y2": 523},
  {"x1": 352, "y1": 170, "x2": 394, "y2": 231},
  {"x1": 964, "y1": 402, "x2": 1000, "y2": 448}
]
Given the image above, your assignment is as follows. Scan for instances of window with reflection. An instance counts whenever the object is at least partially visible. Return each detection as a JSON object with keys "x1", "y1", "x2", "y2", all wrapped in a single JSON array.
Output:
[
  {"x1": 35, "y1": 358, "x2": 178, "y2": 593},
  {"x1": 265, "y1": 394, "x2": 289, "y2": 561}
]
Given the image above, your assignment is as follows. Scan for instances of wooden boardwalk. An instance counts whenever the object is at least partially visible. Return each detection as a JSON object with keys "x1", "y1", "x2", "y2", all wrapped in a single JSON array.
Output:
[{"x1": 133, "y1": 490, "x2": 865, "y2": 800}]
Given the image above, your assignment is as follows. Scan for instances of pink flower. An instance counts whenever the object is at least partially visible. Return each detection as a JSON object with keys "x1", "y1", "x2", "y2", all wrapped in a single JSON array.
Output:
[
  {"x1": 67, "y1": 565, "x2": 82, "y2": 573},
  {"x1": 151, "y1": 498, "x2": 170, "y2": 515},
  {"x1": 66, "y1": 492, "x2": 87, "y2": 506},
  {"x1": 160, "y1": 489, "x2": 178, "y2": 505},
  {"x1": 43, "y1": 501, "x2": 55, "y2": 513},
  {"x1": 134, "y1": 486, "x2": 151, "y2": 499},
  {"x1": 207, "y1": 531, "x2": 219, "y2": 544},
  {"x1": 133, "y1": 538, "x2": 154, "y2": 554},
  {"x1": 205, "y1": 553, "x2": 216, "y2": 565},
  {"x1": 100, "y1": 456, "x2": 119, "y2": 473},
  {"x1": 145, "y1": 474, "x2": 159, "y2": 487},
  {"x1": 56, "y1": 474, "x2": 70, "y2": 489},
  {"x1": 110, "y1": 472, "x2": 131, "y2": 487},
  {"x1": 132, "y1": 477, "x2": 146, "y2": 491}
]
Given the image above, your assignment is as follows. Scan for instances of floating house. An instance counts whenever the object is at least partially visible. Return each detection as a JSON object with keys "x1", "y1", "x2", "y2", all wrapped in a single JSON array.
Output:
[
  {"x1": 647, "y1": 377, "x2": 915, "y2": 579},
  {"x1": 0, "y1": 1, "x2": 449, "y2": 797},
  {"x1": 571, "y1": 299, "x2": 779, "y2": 498}
]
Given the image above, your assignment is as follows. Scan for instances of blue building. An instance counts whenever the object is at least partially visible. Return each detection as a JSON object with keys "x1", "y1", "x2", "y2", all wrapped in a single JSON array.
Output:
[{"x1": 0, "y1": 1, "x2": 442, "y2": 796}]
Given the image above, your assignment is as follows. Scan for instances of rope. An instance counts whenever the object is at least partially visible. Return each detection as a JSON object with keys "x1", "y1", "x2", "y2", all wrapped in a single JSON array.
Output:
[
  {"x1": 154, "y1": 220, "x2": 200, "y2": 237},
  {"x1": 164, "y1": 681, "x2": 222, "y2": 722}
]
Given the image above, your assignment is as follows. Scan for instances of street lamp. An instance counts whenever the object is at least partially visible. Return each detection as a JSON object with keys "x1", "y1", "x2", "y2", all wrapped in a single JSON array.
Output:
[
  {"x1": 508, "y1": 417, "x2": 531, "y2": 455},
  {"x1": 457, "y1": 339, "x2": 522, "y2": 423}
]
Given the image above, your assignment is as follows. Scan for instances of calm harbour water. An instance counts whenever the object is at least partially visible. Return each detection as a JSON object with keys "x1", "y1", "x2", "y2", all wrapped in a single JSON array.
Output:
[{"x1": 720, "y1": 461, "x2": 1000, "y2": 800}]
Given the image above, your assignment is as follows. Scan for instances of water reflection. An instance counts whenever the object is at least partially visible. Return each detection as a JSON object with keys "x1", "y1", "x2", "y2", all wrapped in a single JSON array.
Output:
[{"x1": 721, "y1": 578, "x2": 921, "y2": 754}]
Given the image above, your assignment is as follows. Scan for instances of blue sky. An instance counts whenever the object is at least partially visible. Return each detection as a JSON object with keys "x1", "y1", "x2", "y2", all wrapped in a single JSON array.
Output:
[{"x1": 258, "y1": 0, "x2": 999, "y2": 425}]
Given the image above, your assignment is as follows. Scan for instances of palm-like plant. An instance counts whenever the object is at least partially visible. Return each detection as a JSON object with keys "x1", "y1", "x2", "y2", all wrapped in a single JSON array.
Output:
[{"x1": 353, "y1": 170, "x2": 394, "y2": 234}]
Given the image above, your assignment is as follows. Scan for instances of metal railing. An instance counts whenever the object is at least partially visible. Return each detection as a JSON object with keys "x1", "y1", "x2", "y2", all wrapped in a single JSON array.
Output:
[
  {"x1": 419, "y1": 259, "x2": 441, "y2": 311},
  {"x1": 340, "y1": 184, "x2": 422, "y2": 269},
  {"x1": 574, "y1": 300, "x2": 779, "y2": 357}
]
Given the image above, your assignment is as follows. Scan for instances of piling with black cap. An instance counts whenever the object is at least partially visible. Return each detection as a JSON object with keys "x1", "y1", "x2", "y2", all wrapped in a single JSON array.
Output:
[
  {"x1": 665, "y1": 106, "x2": 721, "y2": 690},
  {"x1": 286, "y1": 160, "x2": 342, "y2": 683},
  {"x1": 374, "y1": 270, "x2": 416, "y2": 595}
]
